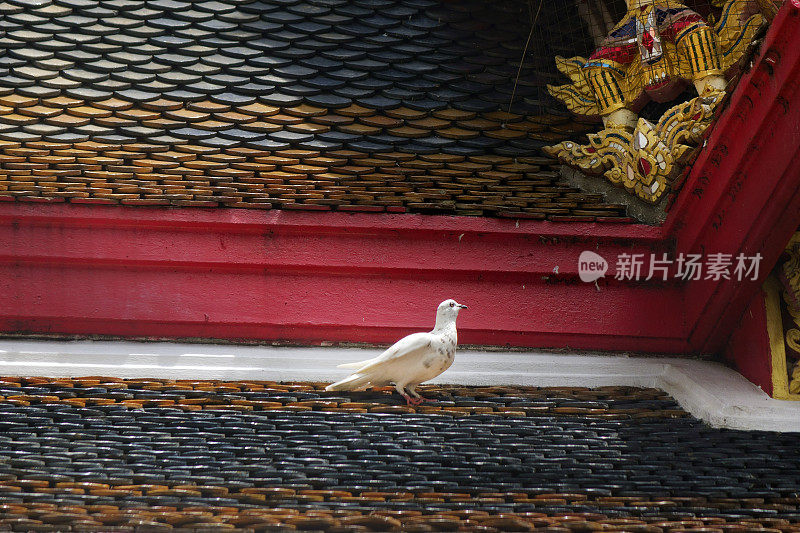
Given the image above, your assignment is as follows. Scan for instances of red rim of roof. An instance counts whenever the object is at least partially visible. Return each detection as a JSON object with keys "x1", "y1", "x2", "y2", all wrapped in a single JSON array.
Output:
[{"x1": 0, "y1": 1, "x2": 798, "y2": 386}]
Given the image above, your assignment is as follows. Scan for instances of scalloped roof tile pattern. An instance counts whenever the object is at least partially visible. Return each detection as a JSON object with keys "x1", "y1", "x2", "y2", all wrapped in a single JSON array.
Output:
[
  {"x1": 0, "y1": 0, "x2": 631, "y2": 220},
  {"x1": 0, "y1": 380, "x2": 797, "y2": 530}
]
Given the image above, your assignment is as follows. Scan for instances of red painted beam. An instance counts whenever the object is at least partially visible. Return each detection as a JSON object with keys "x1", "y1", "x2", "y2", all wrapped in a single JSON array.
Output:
[{"x1": 0, "y1": 203, "x2": 685, "y2": 352}]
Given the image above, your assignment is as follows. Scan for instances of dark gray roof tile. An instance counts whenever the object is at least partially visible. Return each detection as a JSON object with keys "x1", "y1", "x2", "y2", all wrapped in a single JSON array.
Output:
[
  {"x1": 18, "y1": 84, "x2": 60, "y2": 97},
  {"x1": 281, "y1": 83, "x2": 320, "y2": 96},
  {"x1": 9, "y1": 47, "x2": 55, "y2": 62},
  {"x1": 55, "y1": 33, "x2": 100, "y2": 46},
  {"x1": 237, "y1": 82, "x2": 274, "y2": 94},
  {"x1": 402, "y1": 98, "x2": 447, "y2": 111},
  {"x1": 104, "y1": 16, "x2": 145, "y2": 29},
  {"x1": 9, "y1": 0, "x2": 53, "y2": 7},
  {"x1": 129, "y1": 60, "x2": 171, "y2": 74},
  {"x1": 82, "y1": 23, "x2": 119, "y2": 36},
  {"x1": 185, "y1": 81, "x2": 227, "y2": 94},
  {"x1": 23, "y1": 123, "x2": 66, "y2": 135},
  {"x1": 198, "y1": 134, "x2": 239, "y2": 148},
  {"x1": 163, "y1": 89, "x2": 205, "y2": 101},
  {"x1": 334, "y1": 4, "x2": 370, "y2": 17},
  {"x1": 107, "y1": 51, "x2": 152, "y2": 65},
  {"x1": 84, "y1": 59, "x2": 128, "y2": 73},
  {"x1": 63, "y1": 86, "x2": 112, "y2": 99},
  {"x1": 219, "y1": 128, "x2": 265, "y2": 141},
  {"x1": 121, "y1": 125, "x2": 164, "y2": 137},
  {"x1": 219, "y1": 46, "x2": 261, "y2": 59},
  {"x1": 351, "y1": 77, "x2": 392, "y2": 90},
  {"x1": 201, "y1": 54, "x2": 245, "y2": 67},
  {"x1": 245, "y1": 138, "x2": 290, "y2": 150},
  {"x1": 210, "y1": 92, "x2": 255, "y2": 105},
  {"x1": 298, "y1": 138, "x2": 340, "y2": 150},
  {"x1": 149, "y1": 17, "x2": 192, "y2": 30},
  {"x1": 196, "y1": 0, "x2": 235, "y2": 13},
  {"x1": 347, "y1": 139, "x2": 392, "y2": 151},
  {"x1": 196, "y1": 18, "x2": 237, "y2": 31},
  {"x1": 62, "y1": 68, "x2": 108, "y2": 84},
  {"x1": 123, "y1": 24, "x2": 166, "y2": 37},
  {"x1": 287, "y1": 3, "x2": 329, "y2": 15},
  {"x1": 34, "y1": 57, "x2": 74, "y2": 70},
  {"x1": 303, "y1": 75, "x2": 345, "y2": 90},
  {"x1": 127, "y1": 7, "x2": 163, "y2": 19},
  {"x1": 94, "y1": 133, "x2": 136, "y2": 142},
  {"x1": 129, "y1": 44, "x2": 165, "y2": 54},
  {"x1": 0, "y1": 74, "x2": 36, "y2": 87},
  {"x1": 41, "y1": 75, "x2": 81, "y2": 88},
  {"x1": 154, "y1": 53, "x2": 198, "y2": 67},
  {"x1": 157, "y1": 71, "x2": 202, "y2": 84},
  {"x1": 0, "y1": 56, "x2": 26, "y2": 68},
  {"x1": 183, "y1": 63, "x2": 222, "y2": 75},
  {"x1": 37, "y1": 38, "x2": 82, "y2": 51},
  {"x1": 0, "y1": 2, "x2": 25, "y2": 13},
  {"x1": 8, "y1": 12, "x2": 48, "y2": 23},
  {"x1": 0, "y1": 130, "x2": 41, "y2": 142},
  {"x1": 316, "y1": 31, "x2": 357, "y2": 44},
  {"x1": 382, "y1": 87, "x2": 421, "y2": 100},
  {"x1": 148, "y1": 0, "x2": 190, "y2": 10},
  {"x1": 333, "y1": 86, "x2": 372, "y2": 98},
  {"x1": 81, "y1": 42, "x2": 124, "y2": 54},
  {"x1": 148, "y1": 134, "x2": 185, "y2": 144},
  {"x1": 14, "y1": 65, "x2": 58, "y2": 80},
  {"x1": 112, "y1": 88, "x2": 158, "y2": 101},
  {"x1": 111, "y1": 70, "x2": 156, "y2": 84},
  {"x1": 304, "y1": 93, "x2": 349, "y2": 108},
  {"x1": 226, "y1": 64, "x2": 268, "y2": 76},
  {"x1": 38, "y1": 130, "x2": 81, "y2": 143},
  {"x1": 94, "y1": 79, "x2": 132, "y2": 90},
  {"x1": 136, "y1": 80, "x2": 176, "y2": 91},
  {"x1": 259, "y1": 92, "x2": 302, "y2": 106},
  {"x1": 174, "y1": 27, "x2": 214, "y2": 39}
]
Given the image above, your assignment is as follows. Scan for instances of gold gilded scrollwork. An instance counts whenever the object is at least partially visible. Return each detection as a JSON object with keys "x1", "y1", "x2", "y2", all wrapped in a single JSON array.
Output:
[{"x1": 780, "y1": 240, "x2": 800, "y2": 395}]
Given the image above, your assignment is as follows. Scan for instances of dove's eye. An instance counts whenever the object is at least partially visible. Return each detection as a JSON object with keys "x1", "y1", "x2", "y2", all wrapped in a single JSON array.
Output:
[{"x1": 449, "y1": 302, "x2": 454, "y2": 307}]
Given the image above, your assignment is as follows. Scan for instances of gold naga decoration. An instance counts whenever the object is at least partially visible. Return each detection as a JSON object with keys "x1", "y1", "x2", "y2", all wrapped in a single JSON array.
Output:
[
  {"x1": 545, "y1": 0, "x2": 773, "y2": 203},
  {"x1": 779, "y1": 237, "x2": 800, "y2": 396},
  {"x1": 763, "y1": 233, "x2": 800, "y2": 400}
]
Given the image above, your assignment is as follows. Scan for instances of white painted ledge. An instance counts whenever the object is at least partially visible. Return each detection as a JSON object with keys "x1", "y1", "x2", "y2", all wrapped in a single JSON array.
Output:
[{"x1": 0, "y1": 339, "x2": 797, "y2": 433}]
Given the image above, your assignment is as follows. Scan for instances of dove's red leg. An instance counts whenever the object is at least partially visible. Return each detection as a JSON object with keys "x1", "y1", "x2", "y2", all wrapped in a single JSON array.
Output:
[
  {"x1": 394, "y1": 384, "x2": 416, "y2": 406},
  {"x1": 405, "y1": 386, "x2": 428, "y2": 405}
]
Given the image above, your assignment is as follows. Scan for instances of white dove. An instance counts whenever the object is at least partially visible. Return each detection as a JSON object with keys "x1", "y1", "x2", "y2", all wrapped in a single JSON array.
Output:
[{"x1": 326, "y1": 299, "x2": 468, "y2": 405}]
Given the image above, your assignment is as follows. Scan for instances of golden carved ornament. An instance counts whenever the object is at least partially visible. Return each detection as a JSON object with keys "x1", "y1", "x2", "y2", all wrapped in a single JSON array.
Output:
[
  {"x1": 546, "y1": 0, "x2": 770, "y2": 203},
  {"x1": 544, "y1": 89, "x2": 723, "y2": 203},
  {"x1": 765, "y1": 236, "x2": 800, "y2": 399}
]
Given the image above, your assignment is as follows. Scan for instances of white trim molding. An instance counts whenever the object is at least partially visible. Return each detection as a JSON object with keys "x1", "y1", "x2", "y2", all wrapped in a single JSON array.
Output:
[{"x1": 0, "y1": 339, "x2": 797, "y2": 432}]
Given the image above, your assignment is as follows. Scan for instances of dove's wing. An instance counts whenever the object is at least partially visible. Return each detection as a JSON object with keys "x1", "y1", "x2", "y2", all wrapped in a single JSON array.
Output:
[
  {"x1": 337, "y1": 358, "x2": 378, "y2": 370},
  {"x1": 350, "y1": 332, "x2": 433, "y2": 377}
]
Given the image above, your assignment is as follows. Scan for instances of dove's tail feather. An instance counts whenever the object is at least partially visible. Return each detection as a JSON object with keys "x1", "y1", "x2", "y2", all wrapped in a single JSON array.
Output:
[
  {"x1": 336, "y1": 358, "x2": 377, "y2": 370},
  {"x1": 325, "y1": 373, "x2": 373, "y2": 392}
]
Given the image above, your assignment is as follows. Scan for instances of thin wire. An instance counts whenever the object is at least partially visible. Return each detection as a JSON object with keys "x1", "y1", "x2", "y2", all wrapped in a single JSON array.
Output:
[{"x1": 507, "y1": 0, "x2": 544, "y2": 115}]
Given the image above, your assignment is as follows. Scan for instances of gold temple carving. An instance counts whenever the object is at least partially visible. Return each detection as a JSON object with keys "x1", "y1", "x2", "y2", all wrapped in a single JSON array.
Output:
[{"x1": 545, "y1": 0, "x2": 775, "y2": 203}]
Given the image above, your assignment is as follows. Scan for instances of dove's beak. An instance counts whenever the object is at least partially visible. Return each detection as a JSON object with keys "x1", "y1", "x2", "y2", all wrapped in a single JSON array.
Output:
[{"x1": 458, "y1": 304, "x2": 468, "y2": 309}]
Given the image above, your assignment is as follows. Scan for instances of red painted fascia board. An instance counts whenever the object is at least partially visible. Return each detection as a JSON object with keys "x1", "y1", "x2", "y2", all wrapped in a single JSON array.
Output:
[
  {"x1": 0, "y1": 202, "x2": 686, "y2": 351},
  {"x1": 666, "y1": 0, "x2": 800, "y2": 353}
]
